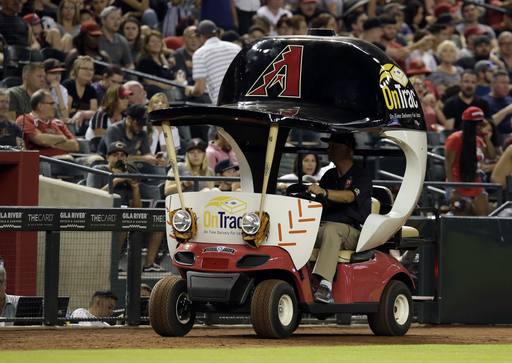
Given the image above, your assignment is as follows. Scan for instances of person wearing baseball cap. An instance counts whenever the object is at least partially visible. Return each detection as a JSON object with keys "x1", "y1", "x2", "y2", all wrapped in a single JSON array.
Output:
[
  {"x1": 474, "y1": 60, "x2": 499, "y2": 97},
  {"x1": 305, "y1": 132, "x2": 372, "y2": 304},
  {"x1": 457, "y1": 3, "x2": 498, "y2": 51},
  {"x1": 24, "y1": 13, "x2": 63, "y2": 51},
  {"x1": 292, "y1": 0, "x2": 324, "y2": 28},
  {"x1": 406, "y1": 59, "x2": 441, "y2": 101},
  {"x1": 164, "y1": 137, "x2": 215, "y2": 195},
  {"x1": 184, "y1": 20, "x2": 241, "y2": 105},
  {"x1": 43, "y1": 58, "x2": 70, "y2": 121},
  {"x1": 214, "y1": 158, "x2": 239, "y2": 192},
  {"x1": 444, "y1": 106, "x2": 494, "y2": 216}
]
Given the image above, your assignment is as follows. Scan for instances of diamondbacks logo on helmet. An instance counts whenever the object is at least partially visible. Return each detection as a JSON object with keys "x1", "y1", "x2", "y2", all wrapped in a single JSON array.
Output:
[{"x1": 246, "y1": 45, "x2": 304, "y2": 98}]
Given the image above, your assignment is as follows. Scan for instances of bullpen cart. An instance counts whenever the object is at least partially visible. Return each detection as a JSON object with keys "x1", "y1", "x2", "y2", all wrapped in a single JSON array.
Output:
[{"x1": 148, "y1": 29, "x2": 428, "y2": 339}]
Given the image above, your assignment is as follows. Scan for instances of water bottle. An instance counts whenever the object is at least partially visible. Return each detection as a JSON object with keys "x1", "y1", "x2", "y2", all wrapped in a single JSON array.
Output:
[{"x1": 0, "y1": 255, "x2": 4, "y2": 268}]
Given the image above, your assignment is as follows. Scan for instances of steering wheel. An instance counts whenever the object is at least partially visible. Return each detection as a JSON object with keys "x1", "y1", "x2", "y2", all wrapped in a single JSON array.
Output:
[{"x1": 285, "y1": 183, "x2": 327, "y2": 206}]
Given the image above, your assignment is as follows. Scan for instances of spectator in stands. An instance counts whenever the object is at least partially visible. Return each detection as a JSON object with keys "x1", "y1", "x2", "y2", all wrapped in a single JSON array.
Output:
[
  {"x1": 403, "y1": 1, "x2": 427, "y2": 33},
  {"x1": 459, "y1": 26, "x2": 486, "y2": 59},
  {"x1": 90, "y1": 0, "x2": 109, "y2": 22},
  {"x1": 170, "y1": 26, "x2": 199, "y2": 88},
  {"x1": 428, "y1": 40, "x2": 464, "y2": 95},
  {"x1": 98, "y1": 6, "x2": 135, "y2": 69},
  {"x1": 7, "y1": 63, "x2": 47, "y2": 121},
  {"x1": 86, "y1": 84, "x2": 131, "y2": 140},
  {"x1": 214, "y1": 158, "x2": 239, "y2": 192},
  {"x1": 43, "y1": 58, "x2": 69, "y2": 122},
  {"x1": 56, "y1": 0, "x2": 82, "y2": 52},
  {"x1": 80, "y1": 8, "x2": 95, "y2": 23},
  {"x1": 114, "y1": 0, "x2": 158, "y2": 27},
  {"x1": 123, "y1": 81, "x2": 148, "y2": 105},
  {"x1": 70, "y1": 289, "x2": 118, "y2": 326},
  {"x1": 484, "y1": 69, "x2": 512, "y2": 135},
  {"x1": 474, "y1": 60, "x2": 498, "y2": 97},
  {"x1": 0, "y1": 266, "x2": 20, "y2": 327},
  {"x1": 257, "y1": 0, "x2": 293, "y2": 36},
  {"x1": 136, "y1": 30, "x2": 183, "y2": 95},
  {"x1": 63, "y1": 56, "x2": 99, "y2": 126},
  {"x1": 442, "y1": 70, "x2": 491, "y2": 130},
  {"x1": 147, "y1": 92, "x2": 181, "y2": 157},
  {"x1": 119, "y1": 16, "x2": 144, "y2": 62},
  {"x1": 206, "y1": 130, "x2": 238, "y2": 171},
  {"x1": 184, "y1": 20, "x2": 241, "y2": 106},
  {"x1": 445, "y1": 106, "x2": 494, "y2": 216},
  {"x1": 247, "y1": 24, "x2": 266, "y2": 43},
  {"x1": 16, "y1": 89, "x2": 83, "y2": 161},
  {"x1": 65, "y1": 21, "x2": 112, "y2": 75},
  {"x1": 497, "y1": 31, "x2": 512, "y2": 79},
  {"x1": 311, "y1": 12, "x2": 337, "y2": 33},
  {"x1": 291, "y1": 0, "x2": 326, "y2": 28},
  {"x1": 360, "y1": 17, "x2": 384, "y2": 47},
  {"x1": 289, "y1": 14, "x2": 308, "y2": 35},
  {"x1": 0, "y1": 0, "x2": 30, "y2": 47},
  {"x1": 164, "y1": 138, "x2": 214, "y2": 195},
  {"x1": 411, "y1": 76, "x2": 446, "y2": 132},
  {"x1": 346, "y1": 10, "x2": 367, "y2": 38},
  {"x1": 276, "y1": 15, "x2": 294, "y2": 35},
  {"x1": 379, "y1": 14, "x2": 409, "y2": 70},
  {"x1": 491, "y1": 139, "x2": 512, "y2": 189},
  {"x1": 406, "y1": 59, "x2": 441, "y2": 101},
  {"x1": 0, "y1": 89, "x2": 23, "y2": 148},
  {"x1": 234, "y1": 0, "x2": 260, "y2": 35},
  {"x1": 429, "y1": 23, "x2": 451, "y2": 58},
  {"x1": 456, "y1": 3, "x2": 498, "y2": 49},
  {"x1": 277, "y1": 153, "x2": 321, "y2": 190},
  {"x1": 435, "y1": 13, "x2": 463, "y2": 50},
  {"x1": 455, "y1": 35, "x2": 503, "y2": 71},
  {"x1": 162, "y1": 0, "x2": 194, "y2": 38},
  {"x1": 199, "y1": 0, "x2": 238, "y2": 32},
  {"x1": 382, "y1": 2, "x2": 409, "y2": 43},
  {"x1": 316, "y1": 0, "x2": 342, "y2": 18},
  {"x1": 97, "y1": 104, "x2": 166, "y2": 166},
  {"x1": 252, "y1": 14, "x2": 272, "y2": 36},
  {"x1": 91, "y1": 65, "x2": 125, "y2": 105},
  {"x1": 24, "y1": 13, "x2": 64, "y2": 51},
  {"x1": 405, "y1": 29, "x2": 436, "y2": 72}
]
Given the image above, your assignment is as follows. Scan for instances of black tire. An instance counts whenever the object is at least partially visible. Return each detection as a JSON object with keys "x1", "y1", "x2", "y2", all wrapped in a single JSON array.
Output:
[
  {"x1": 368, "y1": 280, "x2": 412, "y2": 336},
  {"x1": 251, "y1": 279, "x2": 298, "y2": 339},
  {"x1": 149, "y1": 277, "x2": 195, "y2": 337}
]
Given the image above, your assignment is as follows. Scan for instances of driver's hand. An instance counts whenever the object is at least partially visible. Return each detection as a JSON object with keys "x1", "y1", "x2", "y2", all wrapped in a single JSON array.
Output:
[{"x1": 306, "y1": 183, "x2": 325, "y2": 196}]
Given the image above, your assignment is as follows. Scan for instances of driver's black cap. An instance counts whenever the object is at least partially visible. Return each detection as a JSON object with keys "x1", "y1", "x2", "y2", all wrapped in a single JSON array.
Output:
[{"x1": 321, "y1": 133, "x2": 357, "y2": 149}]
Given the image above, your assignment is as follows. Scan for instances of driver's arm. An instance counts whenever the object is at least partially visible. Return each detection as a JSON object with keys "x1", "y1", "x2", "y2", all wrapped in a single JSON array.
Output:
[{"x1": 306, "y1": 183, "x2": 355, "y2": 203}]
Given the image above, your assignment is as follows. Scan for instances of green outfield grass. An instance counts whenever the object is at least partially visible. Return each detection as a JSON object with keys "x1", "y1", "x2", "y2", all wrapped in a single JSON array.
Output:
[{"x1": 2, "y1": 345, "x2": 512, "y2": 363}]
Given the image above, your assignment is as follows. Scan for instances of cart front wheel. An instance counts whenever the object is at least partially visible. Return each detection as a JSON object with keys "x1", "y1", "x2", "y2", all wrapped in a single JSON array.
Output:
[
  {"x1": 149, "y1": 277, "x2": 195, "y2": 337},
  {"x1": 251, "y1": 279, "x2": 298, "y2": 339},
  {"x1": 368, "y1": 279, "x2": 412, "y2": 336}
]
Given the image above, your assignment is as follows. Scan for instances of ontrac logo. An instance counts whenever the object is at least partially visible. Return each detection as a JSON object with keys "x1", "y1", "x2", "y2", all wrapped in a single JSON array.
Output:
[
  {"x1": 203, "y1": 197, "x2": 247, "y2": 229},
  {"x1": 246, "y1": 45, "x2": 303, "y2": 98},
  {"x1": 379, "y1": 63, "x2": 418, "y2": 111}
]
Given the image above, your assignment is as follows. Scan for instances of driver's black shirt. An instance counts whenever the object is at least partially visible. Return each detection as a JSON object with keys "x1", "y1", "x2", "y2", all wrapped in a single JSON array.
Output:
[{"x1": 319, "y1": 163, "x2": 372, "y2": 226}]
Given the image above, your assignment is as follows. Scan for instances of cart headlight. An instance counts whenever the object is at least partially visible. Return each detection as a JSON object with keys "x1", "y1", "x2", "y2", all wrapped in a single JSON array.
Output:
[
  {"x1": 241, "y1": 212, "x2": 261, "y2": 235},
  {"x1": 172, "y1": 209, "x2": 192, "y2": 233}
]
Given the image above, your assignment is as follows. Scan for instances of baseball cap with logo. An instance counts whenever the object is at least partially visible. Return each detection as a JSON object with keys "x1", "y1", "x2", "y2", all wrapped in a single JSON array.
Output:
[
  {"x1": 320, "y1": 133, "x2": 357, "y2": 149},
  {"x1": 215, "y1": 159, "x2": 239, "y2": 174},
  {"x1": 44, "y1": 58, "x2": 66, "y2": 73},
  {"x1": 194, "y1": 20, "x2": 218, "y2": 36},
  {"x1": 100, "y1": 6, "x2": 120, "y2": 18},
  {"x1": 23, "y1": 13, "x2": 43, "y2": 25},
  {"x1": 464, "y1": 26, "x2": 486, "y2": 39},
  {"x1": 107, "y1": 141, "x2": 129, "y2": 156},
  {"x1": 186, "y1": 138, "x2": 208, "y2": 152},
  {"x1": 80, "y1": 21, "x2": 103, "y2": 35},
  {"x1": 126, "y1": 104, "x2": 147, "y2": 125},
  {"x1": 462, "y1": 106, "x2": 485, "y2": 121},
  {"x1": 474, "y1": 60, "x2": 499, "y2": 74},
  {"x1": 406, "y1": 59, "x2": 432, "y2": 76}
]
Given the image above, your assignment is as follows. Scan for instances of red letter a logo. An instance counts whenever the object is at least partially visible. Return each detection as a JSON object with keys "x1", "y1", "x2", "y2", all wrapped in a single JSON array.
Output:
[{"x1": 246, "y1": 45, "x2": 303, "y2": 98}]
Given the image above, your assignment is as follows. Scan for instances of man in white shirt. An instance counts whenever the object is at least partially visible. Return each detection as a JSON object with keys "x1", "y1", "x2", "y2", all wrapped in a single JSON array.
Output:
[
  {"x1": 257, "y1": 0, "x2": 293, "y2": 35},
  {"x1": 184, "y1": 20, "x2": 241, "y2": 106},
  {"x1": 70, "y1": 289, "x2": 118, "y2": 326},
  {"x1": 43, "y1": 58, "x2": 69, "y2": 122}
]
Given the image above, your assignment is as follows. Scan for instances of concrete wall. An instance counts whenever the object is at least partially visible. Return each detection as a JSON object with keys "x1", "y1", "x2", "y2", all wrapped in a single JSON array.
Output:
[{"x1": 37, "y1": 176, "x2": 120, "y2": 311}]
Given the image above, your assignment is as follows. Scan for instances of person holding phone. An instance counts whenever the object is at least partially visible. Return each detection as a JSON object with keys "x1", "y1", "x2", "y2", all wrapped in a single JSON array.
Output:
[{"x1": 444, "y1": 106, "x2": 495, "y2": 216}]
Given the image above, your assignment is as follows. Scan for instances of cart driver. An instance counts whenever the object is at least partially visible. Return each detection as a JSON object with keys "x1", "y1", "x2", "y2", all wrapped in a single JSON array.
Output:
[{"x1": 306, "y1": 133, "x2": 372, "y2": 303}]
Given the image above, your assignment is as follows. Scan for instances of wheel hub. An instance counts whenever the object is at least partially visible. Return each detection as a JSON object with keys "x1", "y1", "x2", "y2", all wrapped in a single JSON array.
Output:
[
  {"x1": 176, "y1": 292, "x2": 192, "y2": 323},
  {"x1": 278, "y1": 294, "x2": 293, "y2": 326},
  {"x1": 393, "y1": 293, "x2": 409, "y2": 325}
]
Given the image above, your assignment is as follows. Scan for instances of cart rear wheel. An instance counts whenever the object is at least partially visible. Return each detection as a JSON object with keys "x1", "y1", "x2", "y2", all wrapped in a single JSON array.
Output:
[
  {"x1": 251, "y1": 279, "x2": 298, "y2": 339},
  {"x1": 149, "y1": 277, "x2": 195, "y2": 336},
  {"x1": 368, "y1": 280, "x2": 412, "y2": 336}
]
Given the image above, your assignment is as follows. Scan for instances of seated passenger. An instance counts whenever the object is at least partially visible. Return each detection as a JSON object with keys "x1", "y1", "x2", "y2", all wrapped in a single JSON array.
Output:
[
  {"x1": 278, "y1": 153, "x2": 322, "y2": 190},
  {"x1": 305, "y1": 133, "x2": 372, "y2": 304},
  {"x1": 69, "y1": 289, "x2": 117, "y2": 326},
  {"x1": 164, "y1": 138, "x2": 215, "y2": 195},
  {"x1": 214, "y1": 158, "x2": 239, "y2": 192},
  {"x1": 0, "y1": 266, "x2": 20, "y2": 327}
]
